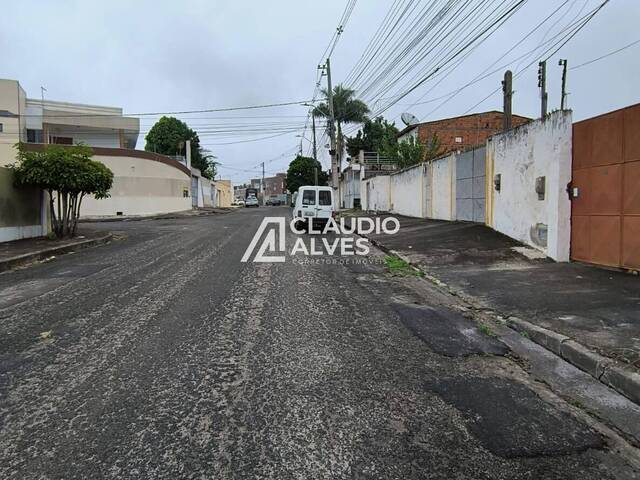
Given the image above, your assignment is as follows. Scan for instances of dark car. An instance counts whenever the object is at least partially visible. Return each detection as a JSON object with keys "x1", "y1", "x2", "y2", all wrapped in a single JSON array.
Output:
[{"x1": 266, "y1": 196, "x2": 282, "y2": 206}]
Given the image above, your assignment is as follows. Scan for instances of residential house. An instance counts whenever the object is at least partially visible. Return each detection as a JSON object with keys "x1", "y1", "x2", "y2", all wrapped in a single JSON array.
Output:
[
  {"x1": 0, "y1": 78, "x2": 192, "y2": 241},
  {"x1": 263, "y1": 173, "x2": 287, "y2": 196},
  {"x1": 339, "y1": 151, "x2": 396, "y2": 209},
  {"x1": 213, "y1": 180, "x2": 233, "y2": 207}
]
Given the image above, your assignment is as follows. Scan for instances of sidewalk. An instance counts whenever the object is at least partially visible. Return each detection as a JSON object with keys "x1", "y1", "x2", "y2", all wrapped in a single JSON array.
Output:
[
  {"x1": 361, "y1": 214, "x2": 640, "y2": 400},
  {"x1": 80, "y1": 207, "x2": 235, "y2": 223},
  {"x1": 0, "y1": 228, "x2": 112, "y2": 273}
]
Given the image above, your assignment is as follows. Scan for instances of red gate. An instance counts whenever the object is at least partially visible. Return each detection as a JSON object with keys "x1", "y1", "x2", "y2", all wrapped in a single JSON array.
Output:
[{"x1": 571, "y1": 103, "x2": 640, "y2": 269}]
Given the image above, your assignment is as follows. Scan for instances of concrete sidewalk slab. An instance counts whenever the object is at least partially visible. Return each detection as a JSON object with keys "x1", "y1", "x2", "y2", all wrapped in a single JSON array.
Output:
[
  {"x1": 0, "y1": 230, "x2": 112, "y2": 273},
  {"x1": 79, "y1": 207, "x2": 234, "y2": 223}
]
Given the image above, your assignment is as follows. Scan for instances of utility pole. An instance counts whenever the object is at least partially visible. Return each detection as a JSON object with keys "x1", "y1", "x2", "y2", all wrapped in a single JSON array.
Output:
[
  {"x1": 502, "y1": 70, "x2": 512, "y2": 131},
  {"x1": 559, "y1": 59, "x2": 568, "y2": 110},
  {"x1": 538, "y1": 60, "x2": 548, "y2": 118},
  {"x1": 261, "y1": 161, "x2": 265, "y2": 206},
  {"x1": 311, "y1": 112, "x2": 318, "y2": 162},
  {"x1": 324, "y1": 58, "x2": 338, "y2": 194},
  {"x1": 41, "y1": 86, "x2": 47, "y2": 144}
]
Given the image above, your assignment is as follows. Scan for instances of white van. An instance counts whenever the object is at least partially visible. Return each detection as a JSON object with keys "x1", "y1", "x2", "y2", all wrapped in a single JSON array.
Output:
[{"x1": 292, "y1": 186, "x2": 335, "y2": 229}]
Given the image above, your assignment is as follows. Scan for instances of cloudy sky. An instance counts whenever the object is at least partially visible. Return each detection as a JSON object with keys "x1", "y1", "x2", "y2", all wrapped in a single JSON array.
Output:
[{"x1": 2, "y1": 0, "x2": 638, "y2": 184}]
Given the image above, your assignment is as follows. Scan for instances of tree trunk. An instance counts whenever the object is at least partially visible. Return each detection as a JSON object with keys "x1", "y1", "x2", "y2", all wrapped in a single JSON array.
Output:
[
  {"x1": 71, "y1": 193, "x2": 84, "y2": 237},
  {"x1": 63, "y1": 193, "x2": 69, "y2": 237},
  {"x1": 48, "y1": 190, "x2": 59, "y2": 237},
  {"x1": 55, "y1": 192, "x2": 63, "y2": 237}
]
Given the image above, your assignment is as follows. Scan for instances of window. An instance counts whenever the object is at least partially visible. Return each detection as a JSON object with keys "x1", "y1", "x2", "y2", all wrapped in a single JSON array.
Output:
[
  {"x1": 302, "y1": 190, "x2": 316, "y2": 205},
  {"x1": 51, "y1": 136, "x2": 73, "y2": 145},
  {"x1": 319, "y1": 190, "x2": 332, "y2": 206},
  {"x1": 27, "y1": 129, "x2": 43, "y2": 143},
  {"x1": 0, "y1": 123, "x2": 3, "y2": 133},
  {"x1": 455, "y1": 136, "x2": 463, "y2": 143}
]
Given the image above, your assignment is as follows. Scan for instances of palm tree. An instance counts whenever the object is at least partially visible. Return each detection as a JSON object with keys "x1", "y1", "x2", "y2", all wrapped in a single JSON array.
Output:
[{"x1": 313, "y1": 85, "x2": 370, "y2": 165}]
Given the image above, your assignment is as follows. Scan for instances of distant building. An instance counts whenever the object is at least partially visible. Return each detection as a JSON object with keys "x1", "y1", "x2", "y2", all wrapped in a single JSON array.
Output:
[
  {"x1": 234, "y1": 184, "x2": 247, "y2": 200},
  {"x1": 264, "y1": 173, "x2": 287, "y2": 196},
  {"x1": 213, "y1": 180, "x2": 233, "y2": 207},
  {"x1": 398, "y1": 110, "x2": 531, "y2": 155},
  {"x1": 249, "y1": 173, "x2": 286, "y2": 195}
]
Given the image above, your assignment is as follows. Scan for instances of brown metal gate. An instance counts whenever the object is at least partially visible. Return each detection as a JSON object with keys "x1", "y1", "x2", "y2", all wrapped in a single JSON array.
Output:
[{"x1": 571, "y1": 103, "x2": 640, "y2": 269}]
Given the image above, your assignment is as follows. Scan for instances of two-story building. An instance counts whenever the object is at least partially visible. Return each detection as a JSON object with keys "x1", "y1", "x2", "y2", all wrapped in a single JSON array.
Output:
[{"x1": 0, "y1": 78, "x2": 193, "y2": 242}]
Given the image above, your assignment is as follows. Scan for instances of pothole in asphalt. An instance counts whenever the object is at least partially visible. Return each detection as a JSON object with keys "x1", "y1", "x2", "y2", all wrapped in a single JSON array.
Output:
[
  {"x1": 391, "y1": 303, "x2": 508, "y2": 357},
  {"x1": 426, "y1": 376, "x2": 605, "y2": 458}
]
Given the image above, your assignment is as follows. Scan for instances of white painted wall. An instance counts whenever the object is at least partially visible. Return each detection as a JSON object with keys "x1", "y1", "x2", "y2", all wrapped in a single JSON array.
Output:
[
  {"x1": 390, "y1": 164, "x2": 424, "y2": 218},
  {"x1": 430, "y1": 154, "x2": 455, "y2": 220},
  {"x1": 487, "y1": 110, "x2": 572, "y2": 261},
  {"x1": 341, "y1": 164, "x2": 361, "y2": 209},
  {"x1": 201, "y1": 177, "x2": 213, "y2": 207},
  {"x1": 363, "y1": 175, "x2": 390, "y2": 212},
  {"x1": 81, "y1": 154, "x2": 191, "y2": 217}
]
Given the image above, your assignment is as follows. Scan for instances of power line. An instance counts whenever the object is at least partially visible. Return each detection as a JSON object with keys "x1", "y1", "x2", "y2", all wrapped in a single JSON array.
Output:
[
  {"x1": 571, "y1": 38, "x2": 640, "y2": 70},
  {"x1": 542, "y1": 0, "x2": 610, "y2": 61},
  {"x1": 17, "y1": 99, "x2": 316, "y2": 118}
]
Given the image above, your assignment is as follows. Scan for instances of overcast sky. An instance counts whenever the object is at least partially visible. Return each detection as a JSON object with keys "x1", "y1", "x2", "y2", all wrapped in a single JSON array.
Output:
[{"x1": 2, "y1": 0, "x2": 638, "y2": 184}]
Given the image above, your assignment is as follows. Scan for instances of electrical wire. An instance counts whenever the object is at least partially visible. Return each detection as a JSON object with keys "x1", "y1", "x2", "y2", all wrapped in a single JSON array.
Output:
[{"x1": 571, "y1": 38, "x2": 640, "y2": 70}]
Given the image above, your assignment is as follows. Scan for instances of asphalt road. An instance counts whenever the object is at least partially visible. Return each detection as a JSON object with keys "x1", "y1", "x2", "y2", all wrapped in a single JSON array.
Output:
[{"x1": 0, "y1": 207, "x2": 636, "y2": 479}]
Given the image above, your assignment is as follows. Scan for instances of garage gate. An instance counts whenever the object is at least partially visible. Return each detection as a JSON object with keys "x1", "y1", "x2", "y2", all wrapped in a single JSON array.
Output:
[
  {"x1": 571, "y1": 103, "x2": 640, "y2": 269},
  {"x1": 455, "y1": 146, "x2": 486, "y2": 223}
]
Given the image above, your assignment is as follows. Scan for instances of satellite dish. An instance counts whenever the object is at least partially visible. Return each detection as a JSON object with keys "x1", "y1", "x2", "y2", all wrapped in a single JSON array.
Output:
[{"x1": 401, "y1": 112, "x2": 420, "y2": 126}]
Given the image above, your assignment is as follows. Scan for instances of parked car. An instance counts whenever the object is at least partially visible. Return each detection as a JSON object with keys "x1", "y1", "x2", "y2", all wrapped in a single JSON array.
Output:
[
  {"x1": 292, "y1": 186, "x2": 334, "y2": 230},
  {"x1": 266, "y1": 195, "x2": 282, "y2": 206},
  {"x1": 236, "y1": 199, "x2": 245, "y2": 207},
  {"x1": 245, "y1": 195, "x2": 259, "y2": 207}
]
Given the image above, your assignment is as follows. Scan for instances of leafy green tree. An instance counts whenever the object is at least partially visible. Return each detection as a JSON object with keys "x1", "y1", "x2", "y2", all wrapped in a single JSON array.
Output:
[
  {"x1": 346, "y1": 116, "x2": 398, "y2": 157},
  {"x1": 12, "y1": 143, "x2": 113, "y2": 238},
  {"x1": 313, "y1": 85, "x2": 370, "y2": 164},
  {"x1": 144, "y1": 116, "x2": 216, "y2": 179},
  {"x1": 285, "y1": 155, "x2": 328, "y2": 194},
  {"x1": 381, "y1": 131, "x2": 443, "y2": 169},
  {"x1": 423, "y1": 133, "x2": 443, "y2": 162}
]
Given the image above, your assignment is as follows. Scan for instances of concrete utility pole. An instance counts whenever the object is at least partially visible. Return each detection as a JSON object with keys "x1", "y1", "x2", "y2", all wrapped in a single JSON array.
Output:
[
  {"x1": 314, "y1": 167, "x2": 318, "y2": 186},
  {"x1": 559, "y1": 59, "x2": 568, "y2": 110},
  {"x1": 261, "y1": 161, "x2": 265, "y2": 205},
  {"x1": 311, "y1": 112, "x2": 318, "y2": 162},
  {"x1": 502, "y1": 70, "x2": 513, "y2": 131},
  {"x1": 324, "y1": 58, "x2": 338, "y2": 193},
  {"x1": 538, "y1": 60, "x2": 548, "y2": 118}
]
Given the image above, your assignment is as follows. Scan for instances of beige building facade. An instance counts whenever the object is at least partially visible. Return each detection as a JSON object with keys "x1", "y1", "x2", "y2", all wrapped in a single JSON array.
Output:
[{"x1": 0, "y1": 78, "x2": 192, "y2": 240}]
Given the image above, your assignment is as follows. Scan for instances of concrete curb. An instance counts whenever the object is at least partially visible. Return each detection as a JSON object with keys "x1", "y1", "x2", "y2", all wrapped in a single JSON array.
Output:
[
  {"x1": 0, "y1": 233, "x2": 113, "y2": 273},
  {"x1": 507, "y1": 317, "x2": 640, "y2": 407},
  {"x1": 80, "y1": 209, "x2": 233, "y2": 223},
  {"x1": 363, "y1": 234, "x2": 640, "y2": 407}
]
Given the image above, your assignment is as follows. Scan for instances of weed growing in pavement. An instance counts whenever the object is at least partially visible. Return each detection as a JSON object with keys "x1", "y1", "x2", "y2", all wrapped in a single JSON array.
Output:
[{"x1": 384, "y1": 256, "x2": 425, "y2": 277}]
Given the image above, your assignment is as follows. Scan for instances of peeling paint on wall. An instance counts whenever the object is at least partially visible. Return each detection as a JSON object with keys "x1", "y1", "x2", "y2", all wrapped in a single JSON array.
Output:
[{"x1": 487, "y1": 110, "x2": 572, "y2": 261}]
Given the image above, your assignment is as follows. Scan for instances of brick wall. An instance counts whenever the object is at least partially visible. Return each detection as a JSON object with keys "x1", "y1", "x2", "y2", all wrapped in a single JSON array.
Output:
[
  {"x1": 415, "y1": 112, "x2": 530, "y2": 155},
  {"x1": 264, "y1": 173, "x2": 287, "y2": 195}
]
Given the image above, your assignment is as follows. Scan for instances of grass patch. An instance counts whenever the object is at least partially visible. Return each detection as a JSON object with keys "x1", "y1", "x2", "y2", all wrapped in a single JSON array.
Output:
[
  {"x1": 384, "y1": 256, "x2": 424, "y2": 277},
  {"x1": 478, "y1": 323, "x2": 497, "y2": 337}
]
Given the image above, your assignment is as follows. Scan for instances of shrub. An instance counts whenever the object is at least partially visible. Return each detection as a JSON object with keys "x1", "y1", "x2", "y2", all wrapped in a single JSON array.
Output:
[{"x1": 11, "y1": 143, "x2": 114, "y2": 238}]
